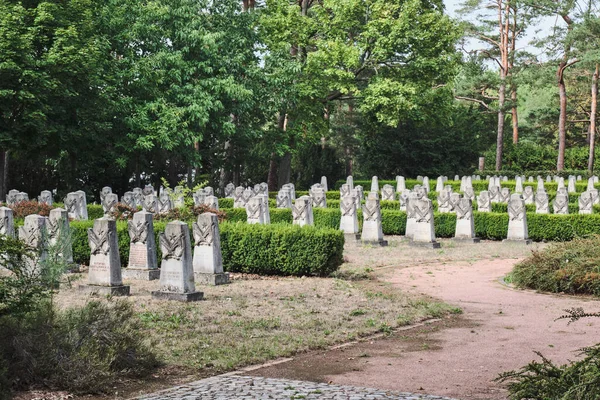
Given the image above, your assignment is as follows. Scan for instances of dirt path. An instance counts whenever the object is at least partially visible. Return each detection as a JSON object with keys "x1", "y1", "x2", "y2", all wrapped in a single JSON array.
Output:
[{"x1": 250, "y1": 241, "x2": 600, "y2": 400}]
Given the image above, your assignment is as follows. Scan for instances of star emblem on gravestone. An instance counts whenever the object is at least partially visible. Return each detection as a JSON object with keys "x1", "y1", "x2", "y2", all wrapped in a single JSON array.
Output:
[
  {"x1": 193, "y1": 221, "x2": 214, "y2": 246},
  {"x1": 128, "y1": 220, "x2": 148, "y2": 244},
  {"x1": 160, "y1": 231, "x2": 184, "y2": 260},
  {"x1": 88, "y1": 227, "x2": 110, "y2": 255}
]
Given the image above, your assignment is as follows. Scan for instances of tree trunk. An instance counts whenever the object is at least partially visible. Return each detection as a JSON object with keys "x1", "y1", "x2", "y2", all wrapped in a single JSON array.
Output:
[
  {"x1": 511, "y1": 87, "x2": 519, "y2": 144},
  {"x1": 557, "y1": 65, "x2": 568, "y2": 171},
  {"x1": 345, "y1": 146, "x2": 353, "y2": 176},
  {"x1": 278, "y1": 152, "x2": 291, "y2": 186},
  {"x1": 495, "y1": 77, "x2": 506, "y2": 171},
  {"x1": 0, "y1": 150, "x2": 6, "y2": 201},
  {"x1": 588, "y1": 63, "x2": 599, "y2": 174}
]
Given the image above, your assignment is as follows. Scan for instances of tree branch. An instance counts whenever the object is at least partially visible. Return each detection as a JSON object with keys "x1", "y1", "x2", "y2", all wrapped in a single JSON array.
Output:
[{"x1": 455, "y1": 96, "x2": 491, "y2": 109}]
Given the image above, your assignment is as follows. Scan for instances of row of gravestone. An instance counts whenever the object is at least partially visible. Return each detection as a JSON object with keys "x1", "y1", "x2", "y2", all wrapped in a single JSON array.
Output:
[{"x1": 0, "y1": 207, "x2": 228, "y2": 302}]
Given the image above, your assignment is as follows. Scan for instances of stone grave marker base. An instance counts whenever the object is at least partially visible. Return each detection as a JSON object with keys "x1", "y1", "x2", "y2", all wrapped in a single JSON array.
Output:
[
  {"x1": 123, "y1": 268, "x2": 161, "y2": 280},
  {"x1": 502, "y1": 239, "x2": 532, "y2": 245},
  {"x1": 409, "y1": 240, "x2": 441, "y2": 249},
  {"x1": 344, "y1": 233, "x2": 361, "y2": 241},
  {"x1": 151, "y1": 291, "x2": 204, "y2": 302},
  {"x1": 360, "y1": 239, "x2": 388, "y2": 247},
  {"x1": 194, "y1": 272, "x2": 230, "y2": 286},
  {"x1": 79, "y1": 284, "x2": 130, "y2": 296},
  {"x1": 452, "y1": 237, "x2": 481, "y2": 244}
]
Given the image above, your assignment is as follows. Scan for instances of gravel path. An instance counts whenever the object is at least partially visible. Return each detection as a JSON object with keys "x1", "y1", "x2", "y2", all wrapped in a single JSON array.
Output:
[{"x1": 138, "y1": 375, "x2": 459, "y2": 400}]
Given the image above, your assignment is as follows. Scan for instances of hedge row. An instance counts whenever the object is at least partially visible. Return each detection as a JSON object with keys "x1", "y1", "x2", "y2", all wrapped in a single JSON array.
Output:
[{"x1": 70, "y1": 221, "x2": 344, "y2": 277}]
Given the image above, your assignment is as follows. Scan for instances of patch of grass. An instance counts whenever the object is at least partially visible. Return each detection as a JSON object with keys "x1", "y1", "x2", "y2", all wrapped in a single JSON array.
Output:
[{"x1": 512, "y1": 235, "x2": 600, "y2": 296}]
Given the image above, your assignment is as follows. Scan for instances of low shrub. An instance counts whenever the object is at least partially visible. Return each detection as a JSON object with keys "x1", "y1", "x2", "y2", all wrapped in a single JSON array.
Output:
[
  {"x1": 511, "y1": 236, "x2": 600, "y2": 295},
  {"x1": 87, "y1": 204, "x2": 104, "y2": 220},
  {"x1": 9, "y1": 200, "x2": 54, "y2": 219}
]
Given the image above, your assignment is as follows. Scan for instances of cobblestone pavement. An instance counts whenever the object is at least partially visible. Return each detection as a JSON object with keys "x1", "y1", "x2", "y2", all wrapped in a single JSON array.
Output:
[{"x1": 138, "y1": 375, "x2": 459, "y2": 400}]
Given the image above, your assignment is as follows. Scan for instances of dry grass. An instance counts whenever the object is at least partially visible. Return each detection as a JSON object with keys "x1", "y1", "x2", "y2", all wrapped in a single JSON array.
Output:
[{"x1": 52, "y1": 237, "x2": 540, "y2": 376}]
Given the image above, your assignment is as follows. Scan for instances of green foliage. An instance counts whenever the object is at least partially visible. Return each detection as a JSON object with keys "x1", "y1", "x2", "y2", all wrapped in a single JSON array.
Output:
[
  {"x1": 220, "y1": 222, "x2": 344, "y2": 276},
  {"x1": 0, "y1": 300, "x2": 158, "y2": 396},
  {"x1": 512, "y1": 235, "x2": 600, "y2": 295}
]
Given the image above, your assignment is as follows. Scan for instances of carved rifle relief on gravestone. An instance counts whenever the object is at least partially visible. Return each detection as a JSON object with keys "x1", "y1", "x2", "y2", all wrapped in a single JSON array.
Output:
[
  {"x1": 341, "y1": 196, "x2": 356, "y2": 217},
  {"x1": 65, "y1": 195, "x2": 79, "y2": 215},
  {"x1": 160, "y1": 231, "x2": 184, "y2": 261},
  {"x1": 246, "y1": 201, "x2": 261, "y2": 220},
  {"x1": 88, "y1": 227, "x2": 110, "y2": 256},
  {"x1": 535, "y1": 192, "x2": 549, "y2": 213},
  {"x1": 455, "y1": 198, "x2": 472, "y2": 221},
  {"x1": 122, "y1": 192, "x2": 136, "y2": 209},
  {"x1": 128, "y1": 220, "x2": 149, "y2": 244},
  {"x1": 143, "y1": 195, "x2": 157, "y2": 213},
  {"x1": 292, "y1": 201, "x2": 307, "y2": 220},
  {"x1": 414, "y1": 199, "x2": 433, "y2": 223},
  {"x1": 193, "y1": 218, "x2": 214, "y2": 246},
  {"x1": 362, "y1": 201, "x2": 380, "y2": 222},
  {"x1": 579, "y1": 191, "x2": 593, "y2": 213},
  {"x1": 102, "y1": 195, "x2": 118, "y2": 216},
  {"x1": 508, "y1": 197, "x2": 525, "y2": 221},
  {"x1": 477, "y1": 191, "x2": 491, "y2": 211}
]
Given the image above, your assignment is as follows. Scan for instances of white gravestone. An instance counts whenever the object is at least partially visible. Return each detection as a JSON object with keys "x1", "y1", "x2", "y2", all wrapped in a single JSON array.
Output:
[
  {"x1": 38, "y1": 190, "x2": 53, "y2": 206},
  {"x1": 476, "y1": 191, "x2": 491, "y2": 212},
  {"x1": 361, "y1": 192, "x2": 387, "y2": 246},
  {"x1": 553, "y1": 193, "x2": 569, "y2": 215},
  {"x1": 292, "y1": 196, "x2": 314, "y2": 226},
  {"x1": 19, "y1": 214, "x2": 48, "y2": 271},
  {"x1": 381, "y1": 184, "x2": 395, "y2": 201},
  {"x1": 102, "y1": 193, "x2": 119, "y2": 217},
  {"x1": 522, "y1": 186, "x2": 534, "y2": 205},
  {"x1": 246, "y1": 197, "x2": 264, "y2": 224},
  {"x1": 0, "y1": 207, "x2": 15, "y2": 237},
  {"x1": 454, "y1": 197, "x2": 479, "y2": 243},
  {"x1": 47, "y1": 208, "x2": 74, "y2": 267},
  {"x1": 123, "y1": 210, "x2": 159, "y2": 280},
  {"x1": 410, "y1": 197, "x2": 440, "y2": 248},
  {"x1": 505, "y1": 194, "x2": 531, "y2": 244},
  {"x1": 339, "y1": 195, "x2": 359, "y2": 236},
  {"x1": 579, "y1": 191, "x2": 594, "y2": 214},
  {"x1": 535, "y1": 191, "x2": 549, "y2": 214},
  {"x1": 192, "y1": 213, "x2": 229, "y2": 285}
]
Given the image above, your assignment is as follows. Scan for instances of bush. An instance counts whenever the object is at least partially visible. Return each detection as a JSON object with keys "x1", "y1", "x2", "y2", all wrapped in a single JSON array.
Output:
[
  {"x1": 87, "y1": 204, "x2": 104, "y2": 220},
  {"x1": 220, "y1": 222, "x2": 344, "y2": 276},
  {"x1": 9, "y1": 200, "x2": 54, "y2": 219},
  {"x1": 511, "y1": 236, "x2": 600, "y2": 296},
  {"x1": 70, "y1": 219, "x2": 344, "y2": 276},
  {"x1": 0, "y1": 300, "x2": 158, "y2": 395}
]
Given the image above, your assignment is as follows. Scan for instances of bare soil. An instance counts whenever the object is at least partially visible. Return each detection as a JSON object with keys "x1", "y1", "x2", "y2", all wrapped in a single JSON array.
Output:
[{"x1": 249, "y1": 238, "x2": 600, "y2": 400}]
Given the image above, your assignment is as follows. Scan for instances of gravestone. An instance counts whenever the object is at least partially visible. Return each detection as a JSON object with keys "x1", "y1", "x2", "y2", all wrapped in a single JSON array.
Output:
[
  {"x1": 292, "y1": 196, "x2": 314, "y2": 226},
  {"x1": 399, "y1": 189, "x2": 410, "y2": 211},
  {"x1": 396, "y1": 176, "x2": 406, "y2": 192},
  {"x1": 233, "y1": 187, "x2": 245, "y2": 208},
  {"x1": 283, "y1": 183, "x2": 296, "y2": 200},
  {"x1": 528, "y1": 176, "x2": 534, "y2": 183},
  {"x1": 568, "y1": 176, "x2": 576, "y2": 193},
  {"x1": 489, "y1": 186, "x2": 500, "y2": 203},
  {"x1": 537, "y1": 178, "x2": 545, "y2": 193},
  {"x1": 320, "y1": 176, "x2": 328, "y2": 192},
  {"x1": 276, "y1": 188, "x2": 292, "y2": 208},
  {"x1": 80, "y1": 218, "x2": 130, "y2": 295},
  {"x1": 6, "y1": 189, "x2": 19, "y2": 205},
  {"x1": 557, "y1": 187, "x2": 568, "y2": 197},
  {"x1": 579, "y1": 191, "x2": 594, "y2": 214},
  {"x1": 499, "y1": 187, "x2": 511, "y2": 203},
  {"x1": 0, "y1": 207, "x2": 14, "y2": 237},
  {"x1": 354, "y1": 185, "x2": 365, "y2": 202},
  {"x1": 477, "y1": 191, "x2": 491, "y2": 212},
  {"x1": 123, "y1": 211, "x2": 159, "y2": 280},
  {"x1": 204, "y1": 186, "x2": 215, "y2": 197},
  {"x1": 535, "y1": 191, "x2": 549, "y2": 214},
  {"x1": 515, "y1": 176, "x2": 523, "y2": 193},
  {"x1": 310, "y1": 187, "x2": 327, "y2": 208},
  {"x1": 225, "y1": 183, "x2": 235, "y2": 198},
  {"x1": 193, "y1": 189, "x2": 206, "y2": 207},
  {"x1": 588, "y1": 177, "x2": 596, "y2": 192},
  {"x1": 65, "y1": 192, "x2": 84, "y2": 220},
  {"x1": 436, "y1": 177, "x2": 444, "y2": 192},
  {"x1": 449, "y1": 193, "x2": 462, "y2": 212},
  {"x1": 204, "y1": 195, "x2": 219, "y2": 210},
  {"x1": 142, "y1": 194, "x2": 158, "y2": 213},
  {"x1": 410, "y1": 197, "x2": 440, "y2": 248},
  {"x1": 405, "y1": 193, "x2": 418, "y2": 239},
  {"x1": 47, "y1": 208, "x2": 74, "y2": 267},
  {"x1": 192, "y1": 213, "x2": 229, "y2": 285},
  {"x1": 577, "y1": 175, "x2": 582, "y2": 181},
  {"x1": 122, "y1": 191, "x2": 137, "y2": 209},
  {"x1": 505, "y1": 194, "x2": 531, "y2": 244},
  {"x1": 557, "y1": 177, "x2": 566, "y2": 193},
  {"x1": 152, "y1": 221, "x2": 203, "y2": 302},
  {"x1": 454, "y1": 197, "x2": 479, "y2": 243},
  {"x1": 437, "y1": 189, "x2": 451, "y2": 213},
  {"x1": 246, "y1": 197, "x2": 264, "y2": 224},
  {"x1": 361, "y1": 192, "x2": 387, "y2": 246},
  {"x1": 339, "y1": 195, "x2": 359, "y2": 236},
  {"x1": 454, "y1": 174, "x2": 460, "y2": 181},
  {"x1": 258, "y1": 194, "x2": 270, "y2": 224},
  {"x1": 381, "y1": 184, "x2": 395, "y2": 201},
  {"x1": 546, "y1": 176, "x2": 552, "y2": 182},
  {"x1": 522, "y1": 186, "x2": 534, "y2": 205},
  {"x1": 346, "y1": 176, "x2": 354, "y2": 190},
  {"x1": 172, "y1": 186, "x2": 185, "y2": 208},
  {"x1": 157, "y1": 192, "x2": 173, "y2": 214},
  {"x1": 370, "y1": 176, "x2": 379, "y2": 192},
  {"x1": 38, "y1": 190, "x2": 53, "y2": 206},
  {"x1": 253, "y1": 184, "x2": 262, "y2": 196},
  {"x1": 553, "y1": 193, "x2": 569, "y2": 214},
  {"x1": 340, "y1": 184, "x2": 351, "y2": 199},
  {"x1": 75, "y1": 191, "x2": 88, "y2": 219},
  {"x1": 142, "y1": 185, "x2": 155, "y2": 196},
  {"x1": 100, "y1": 186, "x2": 112, "y2": 203},
  {"x1": 19, "y1": 214, "x2": 48, "y2": 271},
  {"x1": 102, "y1": 193, "x2": 119, "y2": 217},
  {"x1": 413, "y1": 185, "x2": 427, "y2": 200},
  {"x1": 242, "y1": 188, "x2": 254, "y2": 207},
  {"x1": 422, "y1": 177, "x2": 430, "y2": 193},
  {"x1": 133, "y1": 188, "x2": 144, "y2": 206},
  {"x1": 417, "y1": 176, "x2": 423, "y2": 182},
  {"x1": 463, "y1": 186, "x2": 475, "y2": 201}
]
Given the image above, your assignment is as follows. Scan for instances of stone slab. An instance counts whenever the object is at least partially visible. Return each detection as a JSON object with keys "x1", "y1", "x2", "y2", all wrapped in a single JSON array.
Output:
[
  {"x1": 79, "y1": 284, "x2": 130, "y2": 296},
  {"x1": 344, "y1": 233, "x2": 361, "y2": 241},
  {"x1": 194, "y1": 272, "x2": 230, "y2": 286},
  {"x1": 151, "y1": 291, "x2": 204, "y2": 302},
  {"x1": 360, "y1": 239, "x2": 388, "y2": 247},
  {"x1": 409, "y1": 240, "x2": 441, "y2": 249},
  {"x1": 122, "y1": 268, "x2": 160, "y2": 281},
  {"x1": 452, "y1": 237, "x2": 481, "y2": 244}
]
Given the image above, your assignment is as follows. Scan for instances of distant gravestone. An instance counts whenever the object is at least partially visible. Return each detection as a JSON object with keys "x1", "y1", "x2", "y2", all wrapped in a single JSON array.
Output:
[
  {"x1": 19, "y1": 214, "x2": 48, "y2": 271},
  {"x1": 292, "y1": 196, "x2": 313, "y2": 227},
  {"x1": 233, "y1": 187, "x2": 245, "y2": 208},
  {"x1": 346, "y1": 176, "x2": 354, "y2": 190},
  {"x1": 142, "y1": 185, "x2": 154, "y2": 196},
  {"x1": 537, "y1": 178, "x2": 545, "y2": 193},
  {"x1": 361, "y1": 192, "x2": 387, "y2": 246},
  {"x1": 6, "y1": 189, "x2": 19, "y2": 205},
  {"x1": 142, "y1": 194, "x2": 158, "y2": 214},
  {"x1": 528, "y1": 176, "x2": 534, "y2": 183},
  {"x1": 157, "y1": 192, "x2": 173, "y2": 214},
  {"x1": 370, "y1": 176, "x2": 379, "y2": 192},
  {"x1": 477, "y1": 191, "x2": 491, "y2": 212},
  {"x1": 405, "y1": 192, "x2": 419, "y2": 239},
  {"x1": 399, "y1": 189, "x2": 410, "y2": 212},
  {"x1": 579, "y1": 191, "x2": 594, "y2": 214},
  {"x1": 204, "y1": 186, "x2": 215, "y2": 197},
  {"x1": 257, "y1": 194, "x2": 270, "y2": 224},
  {"x1": 122, "y1": 191, "x2": 137, "y2": 209},
  {"x1": 489, "y1": 186, "x2": 500, "y2": 203},
  {"x1": 339, "y1": 195, "x2": 359, "y2": 236},
  {"x1": 225, "y1": 183, "x2": 235, "y2": 198},
  {"x1": 577, "y1": 175, "x2": 582, "y2": 181},
  {"x1": 0, "y1": 207, "x2": 15, "y2": 237},
  {"x1": 38, "y1": 190, "x2": 53, "y2": 206},
  {"x1": 133, "y1": 188, "x2": 144, "y2": 206},
  {"x1": 100, "y1": 186, "x2": 112, "y2": 203},
  {"x1": 553, "y1": 193, "x2": 569, "y2": 214},
  {"x1": 75, "y1": 191, "x2": 88, "y2": 219},
  {"x1": 65, "y1": 192, "x2": 85, "y2": 220},
  {"x1": 381, "y1": 184, "x2": 395, "y2": 201},
  {"x1": 276, "y1": 188, "x2": 292, "y2": 208},
  {"x1": 173, "y1": 186, "x2": 185, "y2": 208},
  {"x1": 123, "y1": 210, "x2": 159, "y2": 280},
  {"x1": 47, "y1": 208, "x2": 74, "y2": 267},
  {"x1": 588, "y1": 177, "x2": 596, "y2": 192},
  {"x1": 454, "y1": 174, "x2": 460, "y2": 181},
  {"x1": 522, "y1": 186, "x2": 534, "y2": 205},
  {"x1": 320, "y1": 176, "x2": 328, "y2": 192},
  {"x1": 454, "y1": 197, "x2": 479, "y2": 243},
  {"x1": 568, "y1": 176, "x2": 576, "y2": 193},
  {"x1": 354, "y1": 185, "x2": 365, "y2": 202},
  {"x1": 283, "y1": 183, "x2": 296, "y2": 200},
  {"x1": 422, "y1": 177, "x2": 430, "y2": 193},
  {"x1": 505, "y1": 194, "x2": 531, "y2": 244},
  {"x1": 515, "y1": 177, "x2": 523, "y2": 193},
  {"x1": 192, "y1": 213, "x2": 229, "y2": 285},
  {"x1": 152, "y1": 221, "x2": 203, "y2": 302},
  {"x1": 437, "y1": 189, "x2": 451, "y2": 213},
  {"x1": 80, "y1": 218, "x2": 130, "y2": 295},
  {"x1": 535, "y1": 191, "x2": 549, "y2": 214},
  {"x1": 396, "y1": 176, "x2": 406, "y2": 192},
  {"x1": 340, "y1": 184, "x2": 351, "y2": 199},
  {"x1": 499, "y1": 188, "x2": 511, "y2": 203},
  {"x1": 193, "y1": 189, "x2": 206, "y2": 207},
  {"x1": 102, "y1": 193, "x2": 119, "y2": 217},
  {"x1": 410, "y1": 197, "x2": 440, "y2": 248},
  {"x1": 246, "y1": 197, "x2": 264, "y2": 224},
  {"x1": 463, "y1": 187, "x2": 475, "y2": 201},
  {"x1": 436, "y1": 176, "x2": 444, "y2": 192},
  {"x1": 204, "y1": 195, "x2": 219, "y2": 210},
  {"x1": 310, "y1": 187, "x2": 327, "y2": 208},
  {"x1": 449, "y1": 193, "x2": 462, "y2": 213}
]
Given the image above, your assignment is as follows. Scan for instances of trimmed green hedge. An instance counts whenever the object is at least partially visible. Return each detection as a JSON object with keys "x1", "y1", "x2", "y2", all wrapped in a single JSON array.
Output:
[{"x1": 70, "y1": 220, "x2": 344, "y2": 277}]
